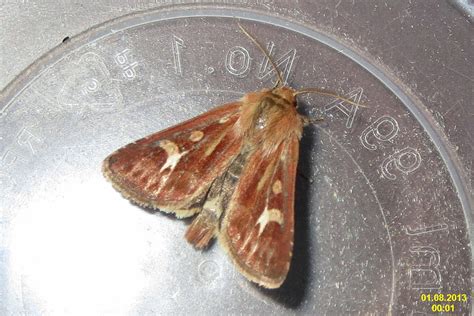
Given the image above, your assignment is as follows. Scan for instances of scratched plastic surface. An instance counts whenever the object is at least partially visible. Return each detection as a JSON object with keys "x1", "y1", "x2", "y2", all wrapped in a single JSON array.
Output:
[{"x1": 0, "y1": 7, "x2": 471, "y2": 316}]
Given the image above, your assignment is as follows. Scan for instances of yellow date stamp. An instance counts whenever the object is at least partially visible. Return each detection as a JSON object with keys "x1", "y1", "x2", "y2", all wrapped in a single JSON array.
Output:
[{"x1": 420, "y1": 293, "x2": 469, "y2": 313}]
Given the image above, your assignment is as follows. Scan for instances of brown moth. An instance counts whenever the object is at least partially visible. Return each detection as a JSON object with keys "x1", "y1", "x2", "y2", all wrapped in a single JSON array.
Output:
[{"x1": 102, "y1": 24, "x2": 360, "y2": 288}]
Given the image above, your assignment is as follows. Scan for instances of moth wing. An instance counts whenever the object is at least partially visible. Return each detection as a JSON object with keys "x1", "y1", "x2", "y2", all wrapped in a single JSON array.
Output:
[
  {"x1": 103, "y1": 102, "x2": 243, "y2": 217},
  {"x1": 219, "y1": 136, "x2": 299, "y2": 288}
]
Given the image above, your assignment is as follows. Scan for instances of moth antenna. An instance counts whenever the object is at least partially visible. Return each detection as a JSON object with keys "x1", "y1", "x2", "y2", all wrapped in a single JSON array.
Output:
[
  {"x1": 238, "y1": 22, "x2": 284, "y2": 88},
  {"x1": 294, "y1": 88, "x2": 367, "y2": 108}
]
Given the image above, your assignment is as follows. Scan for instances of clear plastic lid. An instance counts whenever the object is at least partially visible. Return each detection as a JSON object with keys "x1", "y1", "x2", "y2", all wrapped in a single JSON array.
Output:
[{"x1": 0, "y1": 5, "x2": 471, "y2": 315}]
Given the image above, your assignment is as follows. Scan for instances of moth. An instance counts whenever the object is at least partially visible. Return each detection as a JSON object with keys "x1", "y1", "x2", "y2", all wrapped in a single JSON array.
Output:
[{"x1": 102, "y1": 24, "x2": 360, "y2": 288}]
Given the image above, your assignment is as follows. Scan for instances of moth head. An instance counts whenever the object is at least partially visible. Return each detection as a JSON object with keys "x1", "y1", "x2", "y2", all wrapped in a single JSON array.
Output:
[{"x1": 271, "y1": 86, "x2": 297, "y2": 107}]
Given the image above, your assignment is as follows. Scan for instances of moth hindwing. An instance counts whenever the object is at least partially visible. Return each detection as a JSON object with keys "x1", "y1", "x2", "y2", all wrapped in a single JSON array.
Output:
[{"x1": 103, "y1": 86, "x2": 305, "y2": 288}]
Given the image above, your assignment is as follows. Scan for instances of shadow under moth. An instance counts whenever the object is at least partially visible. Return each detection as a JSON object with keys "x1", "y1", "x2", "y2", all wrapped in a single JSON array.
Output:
[{"x1": 102, "y1": 24, "x2": 360, "y2": 288}]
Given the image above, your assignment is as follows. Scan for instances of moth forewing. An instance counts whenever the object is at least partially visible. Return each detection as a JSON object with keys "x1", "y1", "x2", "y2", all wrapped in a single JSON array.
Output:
[
  {"x1": 102, "y1": 101, "x2": 243, "y2": 218},
  {"x1": 219, "y1": 124, "x2": 301, "y2": 289}
]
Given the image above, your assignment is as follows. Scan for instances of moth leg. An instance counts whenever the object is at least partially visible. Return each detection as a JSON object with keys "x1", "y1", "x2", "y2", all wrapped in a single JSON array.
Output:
[{"x1": 308, "y1": 116, "x2": 325, "y2": 125}]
